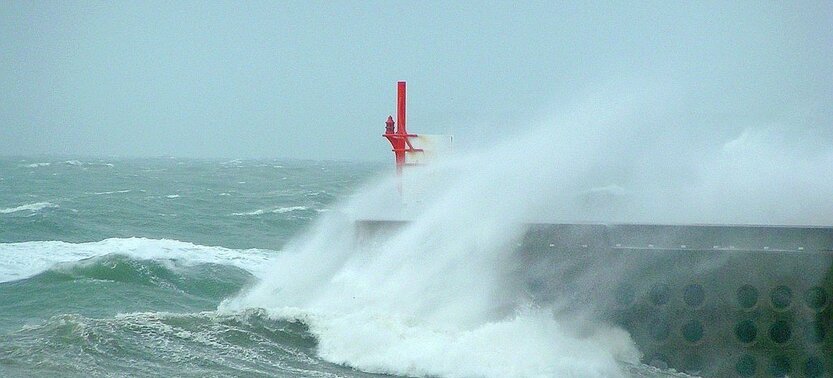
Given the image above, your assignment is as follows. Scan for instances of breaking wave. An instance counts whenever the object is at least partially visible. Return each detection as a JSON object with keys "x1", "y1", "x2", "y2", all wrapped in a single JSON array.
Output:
[
  {"x1": 0, "y1": 238, "x2": 274, "y2": 284},
  {"x1": 0, "y1": 308, "x2": 348, "y2": 377}
]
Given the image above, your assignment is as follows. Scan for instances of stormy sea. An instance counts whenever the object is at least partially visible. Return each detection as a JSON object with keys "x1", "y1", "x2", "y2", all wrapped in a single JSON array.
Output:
[{"x1": 0, "y1": 156, "x2": 696, "y2": 378}]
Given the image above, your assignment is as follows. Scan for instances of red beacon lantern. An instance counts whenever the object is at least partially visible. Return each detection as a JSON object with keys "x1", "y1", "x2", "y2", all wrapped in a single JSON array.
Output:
[{"x1": 382, "y1": 81, "x2": 453, "y2": 201}]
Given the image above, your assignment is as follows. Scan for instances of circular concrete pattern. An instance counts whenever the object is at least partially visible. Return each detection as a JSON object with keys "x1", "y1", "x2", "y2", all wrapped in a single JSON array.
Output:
[
  {"x1": 770, "y1": 286, "x2": 792, "y2": 310},
  {"x1": 735, "y1": 320, "x2": 757, "y2": 344},
  {"x1": 769, "y1": 320, "x2": 791, "y2": 344},
  {"x1": 736, "y1": 284, "x2": 758, "y2": 309},
  {"x1": 804, "y1": 287, "x2": 827, "y2": 310},
  {"x1": 681, "y1": 320, "x2": 704, "y2": 343},
  {"x1": 804, "y1": 356, "x2": 824, "y2": 378},
  {"x1": 683, "y1": 284, "x2": 705, "y2": 307},
  {"x1": 768, "y1": 355, "x2": 792, "y2": 377},
  {"x1": 735, "y1": 354, "x2": 757, "y2": 377},
  {"x1": 649, "y1": 283, "x2": 670, "y2": 306}
]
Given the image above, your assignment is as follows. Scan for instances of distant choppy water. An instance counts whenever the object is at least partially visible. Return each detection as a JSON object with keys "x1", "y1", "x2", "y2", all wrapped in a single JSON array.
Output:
[{"x1": 0, "y1": 157, "x2": 388, "y2": 377}]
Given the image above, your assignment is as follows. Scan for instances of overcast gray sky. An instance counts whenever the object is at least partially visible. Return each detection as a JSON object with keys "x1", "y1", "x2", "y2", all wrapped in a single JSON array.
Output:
[{"x1": 1, "y1": 1, "x2": 831, "y2": 160}]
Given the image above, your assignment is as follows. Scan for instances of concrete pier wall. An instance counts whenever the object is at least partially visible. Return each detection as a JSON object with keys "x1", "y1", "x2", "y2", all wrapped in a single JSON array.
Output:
[{"x1": 356, "y1": 221, "x2": 833, "y2": 377}]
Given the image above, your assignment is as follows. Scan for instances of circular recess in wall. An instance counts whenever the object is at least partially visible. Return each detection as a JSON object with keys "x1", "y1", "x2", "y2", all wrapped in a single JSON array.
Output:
[
  {"x1": 736, "y1": 284, "x2": 758, "y2": 310},
  {"x1": 683, "y1": 284, "x2": 705, "y2": 307}
]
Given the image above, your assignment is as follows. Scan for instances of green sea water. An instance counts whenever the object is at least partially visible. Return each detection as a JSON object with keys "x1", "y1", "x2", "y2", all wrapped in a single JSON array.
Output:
[
  {"x1": 0, "y1": 157, "x2": 381, "y2": 249},
  {"x1": 0, "y1": 157, "x2": 388, "y2": 377}
]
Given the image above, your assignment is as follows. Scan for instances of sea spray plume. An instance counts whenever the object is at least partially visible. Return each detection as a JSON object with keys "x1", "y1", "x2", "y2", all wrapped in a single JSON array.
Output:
[
  {"x1": 219, "y1": 93, "x2": 662, "y2": 377},
  {"x1": 522, "y1": 101, "x2": 833, "y2": 226},
  {"x1": 500, "y1": 86, "x2": 833, "y2": 374},
  {"x1": 220, "y1": 200, "x2": 643, "y2": 376},
  {"x1": 222, "y1": 83, "x2": 833, "y2": 376},
  {"x1": 220, "y1": 199, "x2": 642, "y2": 376}
]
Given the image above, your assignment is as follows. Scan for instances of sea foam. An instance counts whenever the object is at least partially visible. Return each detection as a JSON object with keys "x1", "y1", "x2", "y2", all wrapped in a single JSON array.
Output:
[{"x1": 0, "y1": 202, "x2": 59, "y2": 214}]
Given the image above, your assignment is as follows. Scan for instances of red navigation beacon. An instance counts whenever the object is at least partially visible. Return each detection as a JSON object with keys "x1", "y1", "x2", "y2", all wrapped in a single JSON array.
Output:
[{"x1": 383, "y1": 81, "x2": 423, "y2": 177}]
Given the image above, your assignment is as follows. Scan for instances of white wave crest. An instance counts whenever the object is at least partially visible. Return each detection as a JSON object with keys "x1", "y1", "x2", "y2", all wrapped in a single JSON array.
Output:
[
  {"x1": 0, "y1": 202, "x2": 59, "y2": 214},
  {"x1": 92, "y1": 190, "x2": 132, "y2": 195},
  {"x1": 24, "y1": 162, "x2": 51, "y2": 168},
  {"x1": 62, "y1": 160, "x2": 114, "y2": 167},
  {"x1": 0, "y1": 238, "x2": 276, "y2": 283},
  {"x1": 273, "y1": 206, "x2": 307, "y2": 214},
  {"x1": 232, "y1": 206, "x2": 308, "y2": 216},
  {"x1": 232, "y1": 209, "x2": 265, "y2": 216}
]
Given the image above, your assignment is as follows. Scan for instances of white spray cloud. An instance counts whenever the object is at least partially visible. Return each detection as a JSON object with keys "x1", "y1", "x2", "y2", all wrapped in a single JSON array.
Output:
[{"x1": 222, "y1": 82, "x2": 831, "y2": 377}]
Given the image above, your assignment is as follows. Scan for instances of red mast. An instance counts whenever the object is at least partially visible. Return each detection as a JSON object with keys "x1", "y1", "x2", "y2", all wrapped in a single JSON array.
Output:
[{"x1": 383, "y1": 81, "x2": 422, "y2": 176}]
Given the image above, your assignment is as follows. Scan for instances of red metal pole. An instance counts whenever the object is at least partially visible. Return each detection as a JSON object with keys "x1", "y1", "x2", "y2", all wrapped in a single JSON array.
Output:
[
  {"x1": 383, "y1": 81, "x2": 420, "y2": 181},
  {"x1": 393, "y1": 81, "x2": 407, "y2": 174},
  {"x1": 397, "y1": 81, "x2": 406, "y2": 135}
]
